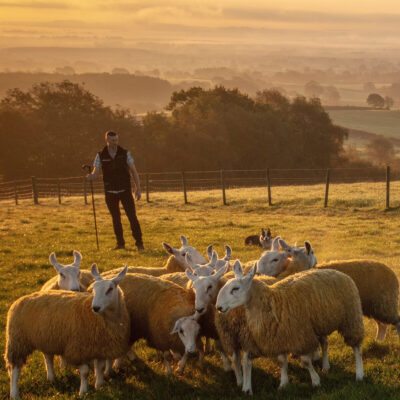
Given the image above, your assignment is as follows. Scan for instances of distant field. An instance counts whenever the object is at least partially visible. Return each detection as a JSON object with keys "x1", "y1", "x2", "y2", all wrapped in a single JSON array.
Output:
[{"x1": 327, "y1": 109, "x2": 400, "y2": 139}]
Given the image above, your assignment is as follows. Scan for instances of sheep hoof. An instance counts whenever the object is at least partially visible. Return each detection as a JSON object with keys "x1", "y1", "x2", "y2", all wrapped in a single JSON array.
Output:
[
  {"x1": 312, "y1": 377, "x2": 321, "y2": 387},
  {"x1": 243, "y1": 388, "x2": 253, "y2": 396}
]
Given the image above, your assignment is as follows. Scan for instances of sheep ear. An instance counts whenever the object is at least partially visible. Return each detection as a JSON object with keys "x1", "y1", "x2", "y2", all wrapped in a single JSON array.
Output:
[
  {"x1": 214, "y1": 262, "x2": 228, "y2": 279},
  {"x1": 113, "y1": 265, "x2": 128, "y2": 285},
  {"x1": 272, "y1": 236, "x2": 281, "y2": 251},
  {"x1": 206, "y1": 245, "x2": 213, "y2": 260},
  {"x1": 279, "y1": 239, "x2": 290, "y2": 251},
  {"x1": 224, "y1": 245, "x2": 232, "y2": 261},
  {"x1": 91, "y1": 264, "x2": 103, "y2": 281},
  {"x1": 186, "y1": 268, "x2": 198, "y2": 282},
  {"x1": 208, "y1": 250, "x2": 217, "y2": 268},
  {"x1": 49, "y1": 252, "x2": 63, "y2": 272},
  {"x1": 305, "y1": 242, "x2": 311, "y2": 255},
  {"x1": 246, "y1": 263, "x2": 257, "y2": 281},
  {"x1": 162, "y1": 242, "x2": 175, "y2": 255},
  {"x1": 72, "y1": 250, "x2": 82, "y2": 267},
  {"x1": 180, "y1": 235, "x2": 188, "y2": 247},
  {"x1": 233, "y1": 260, "x2": 243, "y2": 278},
  {"x1": 171, "y1": 318, "x2": 182, "y2": 334}
]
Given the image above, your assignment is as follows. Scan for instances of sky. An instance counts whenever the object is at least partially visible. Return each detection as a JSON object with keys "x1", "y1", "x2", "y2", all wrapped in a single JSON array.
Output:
[{"x1": 1, "y1": 0, "x2": 400, "y2": 48}]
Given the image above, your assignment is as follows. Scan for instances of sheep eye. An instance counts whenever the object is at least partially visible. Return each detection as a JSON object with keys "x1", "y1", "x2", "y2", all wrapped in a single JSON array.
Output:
[
  {"x1": 207, "y1": 285, "x2": 212, "y2": 292},
  {"x1": 106, "y1": 287, "x2": 113, "y2": 295},
  {"x1": 179, "y1": 328, "x2": 184, "y2": 335},
  {"x1": 272, "y1": 258, "x2": 278, "y2": 262},
  {"x1": 60, "y1": 273, "x2": 65, "y2": 279},
  {"x1": 231, "y1": 287, "x2": 239, "y2": 294}
]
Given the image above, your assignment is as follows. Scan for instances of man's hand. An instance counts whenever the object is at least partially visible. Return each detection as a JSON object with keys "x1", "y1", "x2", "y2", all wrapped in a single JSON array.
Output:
[{"x1": 134, "y1": 189, "x2": 141, "y2": 201}]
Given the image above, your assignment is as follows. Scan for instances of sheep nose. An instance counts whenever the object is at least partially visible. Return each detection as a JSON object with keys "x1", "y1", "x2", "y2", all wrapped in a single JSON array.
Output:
[
  {"x1": 187, "y1": 351, "x2": 197, "y2": 358},
  {"x1": 196, "y1": 308, "x2": 204, "y2": 314},
  {"x1": 92, "y1": 306, "x2": 100, "y2": 313}
]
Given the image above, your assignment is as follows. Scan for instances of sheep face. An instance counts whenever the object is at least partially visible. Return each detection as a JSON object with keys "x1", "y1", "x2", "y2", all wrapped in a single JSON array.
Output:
[
  {"x1": 256, "y1": 250, "x2": 290, "y2": 277},
  {"x1": 186, "y1": 264, "x2": 227, "y2": 314},
  {"x1": 279, "y1": 239, "x2": 317, "y2": 268},
  {"x1": 185, "y1": 252, "x2": 217, "y2": 277},
  {"x1": 216, "y1": 261, "x2": 256, "y2": 313},
  {"x1": 162, "y1": 235, "x2": 207, "y2": 268},
  {"x1": 171, "y1": 316, "x2": 200, "y2": 355},
  {"x1": 91, "y1": 264, "x2": 127, "y2": 314},
  {"x1": 49, "y1": 250, "x2": 82, "y2": 291}
]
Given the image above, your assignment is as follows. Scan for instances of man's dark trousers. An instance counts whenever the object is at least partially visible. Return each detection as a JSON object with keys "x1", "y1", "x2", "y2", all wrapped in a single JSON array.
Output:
[{"x1": 105, "y1": 190, "x2": 143, "y2": 247}]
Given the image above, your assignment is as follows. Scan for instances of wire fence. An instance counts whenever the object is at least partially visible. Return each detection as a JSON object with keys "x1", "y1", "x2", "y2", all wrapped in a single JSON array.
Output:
[{"x1": 0, "y1": 167, "x2": 398, "y2": 209}]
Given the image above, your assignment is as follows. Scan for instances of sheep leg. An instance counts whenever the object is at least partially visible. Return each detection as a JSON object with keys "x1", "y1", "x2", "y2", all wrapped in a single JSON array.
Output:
[
  {"x1": 94, "y1": 359, "x2": 105, "y2": 389},
  {"x1": 113, "y1": 357, "x2": 123, "y2": 371},
  {"x1": 300, "y1": 355, "x2": 320, "y2": 387},
  {"x1": 10, "y1": 366, "x2": 21, "y2": 400},
  {"x1": 320, "y1": 336, "x2": 330, "y2": 371},
  {"x1": 163, "y1": 351, "x2": 172, "y2": 376},
  {"x1": 232, "y1": 350, "x2": 243, "y2": 387},
  {"x1": 177, "y1": 352, "x2": 188, "y2": 375},
  {"x1": 43, "y1": 354, "x2": 55, "y2": 381},
  {"x1": 204, "y1": 337, "x2": 212, "y2": 354},
  {"x1": 104, "y1": 359, "x2": 114, "y2": 375},
  {"x1": 59, "y1": 356, "x2": 67, "y2": 369},
  {"x1": 353, "y1": 345, "x2": 364, "y2": 381},
  {"x1": 375, "y1": 320, "x2": 388, "y2": 341},
  {"x1": 241, "y1": 351, "x2": 253, "y2": 395},
  {"x1": 277, "y1": 354, "x2": 289, "y2": 388},
  {"x1": 78, "y1": 364, "x2": 89, "y2": 396}
]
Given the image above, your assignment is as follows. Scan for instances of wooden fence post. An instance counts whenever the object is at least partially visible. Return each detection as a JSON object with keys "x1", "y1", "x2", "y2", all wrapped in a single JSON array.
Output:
[
  {"x1": 182, "y1": 171, "x2": 188, "y2": 204},
  {"x1": 57, "y1": 179, "x2": 61, "y2": 204},
  {"x1": 31, "y1": 176, "x2": 38, "y2": 204},
  {"x1": 266, "y1": 168, "x2": 272, "y2": 206},
  {"x1": 145, "y1": 173, "x2": 150, "y2": 203},
  {"x1": 83, "y1": 178, "x2": 88, "y2": 205},
  {"x1": 386, "y1": 166, "x2": 390, "y2": 210},
  {"x1": 221, "y1": 170, "x2": 227, "y2": 205},
  {"x1": 14, "y1": 181, "x2": 18, "y2": 205},
  {"x1": 324, "y1": 168, "x2": 330, "y2": 208}
]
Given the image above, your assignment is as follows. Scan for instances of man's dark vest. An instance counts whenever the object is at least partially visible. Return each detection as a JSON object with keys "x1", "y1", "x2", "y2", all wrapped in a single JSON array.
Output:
[{"x1": 99, "y1": 146, "x2": 131, "y2": 191}]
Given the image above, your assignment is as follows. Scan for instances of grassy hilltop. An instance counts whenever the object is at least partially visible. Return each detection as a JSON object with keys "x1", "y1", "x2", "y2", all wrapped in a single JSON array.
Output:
[{"x1": 1, "y1": 184, "x2": 400, "y2": 399}]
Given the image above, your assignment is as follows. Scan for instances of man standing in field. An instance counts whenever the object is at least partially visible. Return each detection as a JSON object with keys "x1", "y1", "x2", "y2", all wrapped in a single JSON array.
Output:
[{"x1": 87, "y1": 130, "x2": 144, "y2": 251}]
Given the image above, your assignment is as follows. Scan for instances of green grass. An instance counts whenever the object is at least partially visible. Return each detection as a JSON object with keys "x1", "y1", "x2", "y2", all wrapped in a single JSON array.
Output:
[
  {"x1": 1, "y1": 183, "x2": 400, "y2": 399},
  {"x1": 327, "y1": 110, "x2": 400, "y2": 139}
]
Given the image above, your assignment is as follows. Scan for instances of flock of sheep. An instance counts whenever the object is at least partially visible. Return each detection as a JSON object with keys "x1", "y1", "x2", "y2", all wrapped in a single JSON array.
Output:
[{"x1": 4, "y1": 232, "x2": 400, "y2": 398}]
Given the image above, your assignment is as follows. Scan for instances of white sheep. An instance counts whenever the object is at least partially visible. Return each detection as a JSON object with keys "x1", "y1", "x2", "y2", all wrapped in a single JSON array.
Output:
[
  {"x1": 216, "y1": 261, "x2": 364, "y2": 394},
  {"x1": 266, "y1": 240, "x2": 400, "y2": 342},
  {"x1": 5, "y1": 265, "x2": 130, "y2": 398},
  {"x1": 206, "y1": 245, "x2": 232, "y2": 271},
  {"x1": 41, "y1": 250, "x2": 94, "y2": 292},
  {"x1": 99, "y1": 273, "x2": 202, "y2": 375}
]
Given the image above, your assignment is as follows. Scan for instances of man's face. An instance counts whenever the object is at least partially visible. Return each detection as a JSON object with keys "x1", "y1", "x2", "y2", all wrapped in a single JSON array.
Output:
[{"x1": 106, "y1": 135, "x2": 119, "y2": 147}]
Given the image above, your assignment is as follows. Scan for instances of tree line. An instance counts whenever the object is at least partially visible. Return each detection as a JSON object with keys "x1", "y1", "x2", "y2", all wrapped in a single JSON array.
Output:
[{"x1": 0, "y1": 80, "x2": 352, "y2": 180}]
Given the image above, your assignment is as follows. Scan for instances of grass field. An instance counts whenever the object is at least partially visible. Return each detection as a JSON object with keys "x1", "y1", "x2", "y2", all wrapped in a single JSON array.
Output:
[
  {"x1": 327, "y1": 109, "x2": 400, "y2": 139},
  {"x1": 1, "y1": 184, "x2": 400, "y2": 399}
]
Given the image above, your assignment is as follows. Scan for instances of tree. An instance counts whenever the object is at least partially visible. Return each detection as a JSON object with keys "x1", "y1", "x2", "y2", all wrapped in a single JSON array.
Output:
[
  {"x1": 304, "y1": 81, "x2": 324, "y2": 98},
  {"x1": 0, "y1": 80, "x2": 141, "y2": 179},
  {"x1": 367, "y1": 93, "x2": 385, "y2": 108},
  {"x1": 384, "y1": 96, "x2": 394, "y2": 110},
  {"x1": 255, "y1": 89, "x2": 290, "y2": 112},
  {"x1": 365, "y1": 136, "x2": 395, "y2": 165}
]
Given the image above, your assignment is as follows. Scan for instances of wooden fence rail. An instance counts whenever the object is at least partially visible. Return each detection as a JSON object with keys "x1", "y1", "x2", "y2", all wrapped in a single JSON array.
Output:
[{"x1": 0, "y1": 167, "x2": 397, "y2": 209}]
